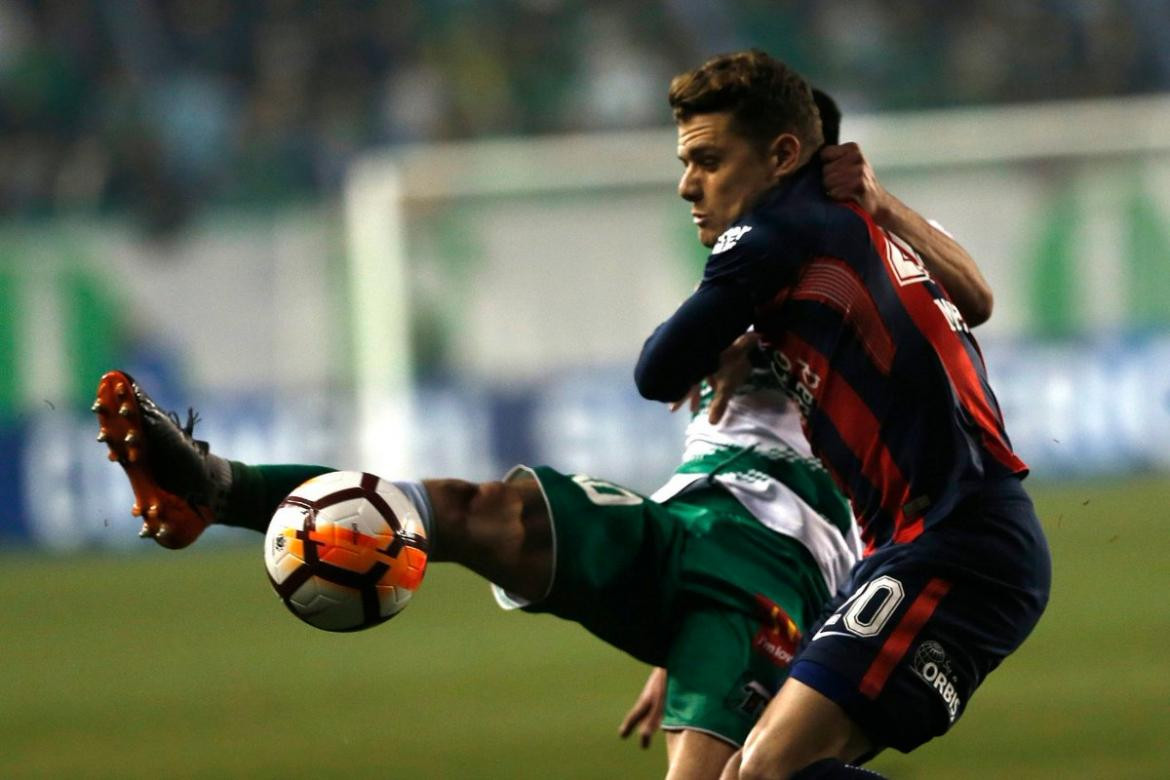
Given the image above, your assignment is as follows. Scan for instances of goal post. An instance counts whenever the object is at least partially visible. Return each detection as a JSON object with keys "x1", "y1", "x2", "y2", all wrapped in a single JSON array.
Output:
[
  {"x1": 344, "y1": 160, "x2": 415, "y2": 480},
  {"x1": 342, "y1": 130, "x2": 695, "y2": 477}
]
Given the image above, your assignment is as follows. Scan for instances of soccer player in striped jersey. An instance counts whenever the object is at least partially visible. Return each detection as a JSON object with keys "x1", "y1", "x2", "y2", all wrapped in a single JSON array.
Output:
[{"x1": 635, "y1": 51, "x2": 1050, "y2": 778}]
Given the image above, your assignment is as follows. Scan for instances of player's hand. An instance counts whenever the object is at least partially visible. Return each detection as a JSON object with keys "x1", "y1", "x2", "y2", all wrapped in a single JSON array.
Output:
[
  {"x1": 706, "y1": 332, "x2": 760, "y2": 424},
  {"x1": 619, "y1": 667, "x2": 667, "y2": 749},
  {"x1": 670, "y1": 385, "x2": 702, "y2": 415},
  {"x1": 821, "y1": 143, "x2": 891, "y2": 222}
]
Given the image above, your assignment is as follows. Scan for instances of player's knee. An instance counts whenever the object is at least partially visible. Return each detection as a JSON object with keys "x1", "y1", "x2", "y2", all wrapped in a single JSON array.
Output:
[
  {"x1": 738, "y1": 734, "x2": 815, "y2": 780},
  {"x1": 737, "y1": 747, "x2": 783, "y2": 780},
  {"x1": 737, "y1": 754, "x2": 784, "y2": 780},
  {"x1": 739, "y1": 748, "x2": 882, "y2": 780},
  {"x1": 715, "y1": 749, "x2": 741, "y2": 780}
]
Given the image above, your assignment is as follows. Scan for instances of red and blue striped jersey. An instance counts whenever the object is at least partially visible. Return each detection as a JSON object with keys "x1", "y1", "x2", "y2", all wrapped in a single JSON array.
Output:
[{"x1": 636, "y1": 160, "x2": 1027, "y2": 555}]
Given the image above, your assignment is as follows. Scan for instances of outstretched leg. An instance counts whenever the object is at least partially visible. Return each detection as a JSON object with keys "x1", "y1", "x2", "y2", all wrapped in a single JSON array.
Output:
[{"x1": 95, "y1": 370, "x2": 553, "y2": 597}]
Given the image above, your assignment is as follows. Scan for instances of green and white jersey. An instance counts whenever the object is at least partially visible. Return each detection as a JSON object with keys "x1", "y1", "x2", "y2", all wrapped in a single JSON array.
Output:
[{"x1": 651, "y1": 366, "x2": 861, "y2": 596}]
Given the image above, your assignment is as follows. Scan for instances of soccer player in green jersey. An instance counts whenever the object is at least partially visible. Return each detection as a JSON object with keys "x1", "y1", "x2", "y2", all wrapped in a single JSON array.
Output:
[{"x1": 94, "y1": 114, "x2": 990, "y2": 779}]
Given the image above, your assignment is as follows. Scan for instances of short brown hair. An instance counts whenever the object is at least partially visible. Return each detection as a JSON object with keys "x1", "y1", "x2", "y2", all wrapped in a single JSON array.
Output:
[{"x1": 669, "y1": 50, "x2": 823, "y2": 153}]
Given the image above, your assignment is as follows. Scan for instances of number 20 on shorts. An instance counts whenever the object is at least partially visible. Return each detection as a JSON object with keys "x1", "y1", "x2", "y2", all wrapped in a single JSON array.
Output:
[{"x1": 814, "y1": 575, "x2": 906, "y2": 639}]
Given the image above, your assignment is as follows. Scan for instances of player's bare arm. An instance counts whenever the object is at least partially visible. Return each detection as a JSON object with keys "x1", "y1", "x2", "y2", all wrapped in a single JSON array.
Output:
[
  {"x1": 620, "y1": 667, "x2": 667, "y2": 749},
  {"x1": 820, "y1": 142, "x2": 993, "y2": 326}
]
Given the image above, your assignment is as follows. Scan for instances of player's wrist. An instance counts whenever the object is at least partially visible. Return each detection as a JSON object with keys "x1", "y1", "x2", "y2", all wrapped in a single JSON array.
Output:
[{"x1": 868, "y1": 191, "x2": 896, "y2": 227}]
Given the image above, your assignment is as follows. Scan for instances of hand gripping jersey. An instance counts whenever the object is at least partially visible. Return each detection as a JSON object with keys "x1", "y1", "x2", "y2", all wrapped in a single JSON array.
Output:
[
  {"x1": 637, "y1": 158, "x2": 1027, "y2": 556},
  {"x1": 651, "y1": 367, "x2": 861, "y2": 596}
]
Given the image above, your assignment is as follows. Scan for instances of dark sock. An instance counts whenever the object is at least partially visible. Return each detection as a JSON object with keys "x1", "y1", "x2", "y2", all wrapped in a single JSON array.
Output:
[
  {"x1": 223, "y1": 462, "x2": 335, "y2": 532},
  {"x1": 791, "y1": 758, "x2": 886, "y2": 779}
]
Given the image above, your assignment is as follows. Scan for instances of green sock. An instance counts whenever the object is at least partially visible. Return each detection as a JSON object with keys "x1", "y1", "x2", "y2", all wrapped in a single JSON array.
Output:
[{"x1": 223, "y1": 462, "x2": 335, "y2": 532}]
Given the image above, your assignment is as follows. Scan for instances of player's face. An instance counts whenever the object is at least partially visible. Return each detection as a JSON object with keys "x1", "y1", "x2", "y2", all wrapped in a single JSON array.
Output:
[{"x1": 677, "y1": 111, "x2": 780, "y2": 247}]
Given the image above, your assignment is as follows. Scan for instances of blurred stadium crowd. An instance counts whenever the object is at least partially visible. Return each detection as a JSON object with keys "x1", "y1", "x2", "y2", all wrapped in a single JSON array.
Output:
[{"x1": 2, "y1": 0, "x2": 1169, "y2": 234}]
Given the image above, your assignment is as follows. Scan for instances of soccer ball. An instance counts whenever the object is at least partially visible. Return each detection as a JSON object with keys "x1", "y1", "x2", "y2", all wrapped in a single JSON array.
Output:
[{"x1": 264, "y1": 471, "x2": 429, "y2": 632}]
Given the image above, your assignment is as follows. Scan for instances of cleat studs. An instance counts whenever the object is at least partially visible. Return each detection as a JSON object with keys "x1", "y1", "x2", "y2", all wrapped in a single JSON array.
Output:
[
  {"x1": 118, "y1": 403, "x2": 132, "y2": 418},
  {"x1": 115, "y1": 382, "x2": 127, "y2": 398},
  {"x1": 138, "y1": 523, "x2": 152, "y2": 538},
  {"x1": 127, "y1": 448, "x2": 139, "y2": 463},
  {"x1": 156, "y1": 525, "x2": 169, "y2": 540},
  {"x1": 124, "y1": 431, "x2": 137, "y2": 444},
  {"x1": 131, "y1": 504, "x2": 142, "y2": 517},
  {"x1": 107, "y1": 451, "x2": 119, "y2": 461},
  {"x1": 91, "y1": 400, "x2": 103, "y2": 413},
  {"x1": 147, "y1": 504, "x2": 160, "y2": 519},
  {"x1": 96, "y1": 430, "x2": 108, "y2": 442}
]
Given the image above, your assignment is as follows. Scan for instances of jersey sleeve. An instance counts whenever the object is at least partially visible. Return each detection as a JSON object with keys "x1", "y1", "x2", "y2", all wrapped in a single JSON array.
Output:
[
  {"x1": 635, "y1": 211, "x2": 819, "y2": 403},
  {"x1": 702, "y1": 216, "x2": 810, "y2": 302},
  {"x1": 633, "y1": 280, "x2": 754, "y2": 403}
]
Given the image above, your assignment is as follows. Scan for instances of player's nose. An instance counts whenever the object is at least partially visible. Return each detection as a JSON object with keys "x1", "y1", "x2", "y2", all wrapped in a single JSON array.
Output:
[{"x1": 678, "y1": 169, "x2": 701, "y2": 202}]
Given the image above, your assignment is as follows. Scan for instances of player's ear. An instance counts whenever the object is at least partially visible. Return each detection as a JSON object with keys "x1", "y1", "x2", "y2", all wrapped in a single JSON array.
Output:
[{"x1": 768, "y1": 133, "x2": 802, "y2": 181}]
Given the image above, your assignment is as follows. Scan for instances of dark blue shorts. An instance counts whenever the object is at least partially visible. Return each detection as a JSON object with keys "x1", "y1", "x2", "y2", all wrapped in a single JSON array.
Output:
[{"x1": 789, "y1": 477, "x2": 1051, "y2": 753}]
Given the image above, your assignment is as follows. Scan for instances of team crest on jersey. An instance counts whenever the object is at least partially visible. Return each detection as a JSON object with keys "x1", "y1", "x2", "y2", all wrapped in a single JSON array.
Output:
[
  {"x1": 712, "y1": 225, "x2": 753, "y2": 254},
  {"x1": 883, "y1": 232, "x2": 930, "y2": 286}
]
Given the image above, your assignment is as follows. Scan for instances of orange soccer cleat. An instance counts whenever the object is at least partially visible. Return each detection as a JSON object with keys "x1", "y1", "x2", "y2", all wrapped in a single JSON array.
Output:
[{"x1": 93, "y1": 370, "x2": 230, "y2": 549}]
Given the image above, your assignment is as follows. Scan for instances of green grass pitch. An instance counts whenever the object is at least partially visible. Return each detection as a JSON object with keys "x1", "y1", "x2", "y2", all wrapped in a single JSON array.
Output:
[{"x1": 2, "y1": 475, "x2": 1167, "y2": 778}]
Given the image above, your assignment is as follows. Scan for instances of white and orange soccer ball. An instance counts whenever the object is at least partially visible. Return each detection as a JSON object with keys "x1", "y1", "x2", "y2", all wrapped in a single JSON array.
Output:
[{"x1": 264, "y1": 471, "x2": 429, "y2": 632}]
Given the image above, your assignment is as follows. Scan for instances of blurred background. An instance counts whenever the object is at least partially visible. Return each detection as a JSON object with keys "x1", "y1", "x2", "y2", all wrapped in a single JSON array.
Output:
[{"x1": 2, "y1": 1, "x2": 1169, "y2": 777}]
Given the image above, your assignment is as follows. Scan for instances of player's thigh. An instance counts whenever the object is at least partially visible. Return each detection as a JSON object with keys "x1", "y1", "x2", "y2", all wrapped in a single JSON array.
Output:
[
  {"x1": 738, "y1": 677, "x2": 872, "y2": 777},
  {"x1": 497, "y1": 466, "x2": 684, "y2": 665},
  {"x1": 789, "y1": 494, "x2": 1050, "y2": 754},
  {"x1": 432, "y1": 475, "x2": 553, "y2": 601},
  {"x1": 665, "y1": 729, "x2": 738, "y2": 780},
  {"x1": 664, "y1": 604, "x2": 796, "y2": 751}
]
